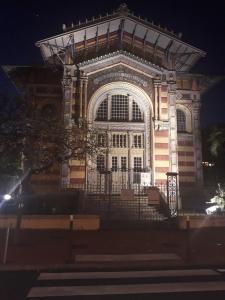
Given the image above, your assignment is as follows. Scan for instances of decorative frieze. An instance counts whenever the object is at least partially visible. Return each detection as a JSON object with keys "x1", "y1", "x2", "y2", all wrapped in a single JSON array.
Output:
[
  {"x1": 78, "y1": 50, "x2": 164, "y2": 73},
  {"x1": 93, "y1": 71, "x2": 148, "y2": 87}
]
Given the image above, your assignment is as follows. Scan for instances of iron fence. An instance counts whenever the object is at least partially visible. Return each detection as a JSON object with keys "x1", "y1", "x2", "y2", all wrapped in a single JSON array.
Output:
[{"x1": 59, "y1": 169, "x2": 179, "y2": 223}]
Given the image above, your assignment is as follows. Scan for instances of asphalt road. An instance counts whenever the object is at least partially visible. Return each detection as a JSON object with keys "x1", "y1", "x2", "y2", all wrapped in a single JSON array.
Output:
[{"x1": 2, "y1": 268, "x2": 225, "y2": 300}]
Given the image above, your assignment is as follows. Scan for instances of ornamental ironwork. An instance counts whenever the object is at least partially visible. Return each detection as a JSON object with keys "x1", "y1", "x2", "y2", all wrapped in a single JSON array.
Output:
[{"x1": 166, "y1": 172, "x2": 178, "y2": 217}]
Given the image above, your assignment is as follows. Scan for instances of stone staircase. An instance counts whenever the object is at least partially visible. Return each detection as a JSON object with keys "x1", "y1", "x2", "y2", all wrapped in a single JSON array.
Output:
[{"x1": 83, "y1": 194, "x2": 168, "y2": 221}]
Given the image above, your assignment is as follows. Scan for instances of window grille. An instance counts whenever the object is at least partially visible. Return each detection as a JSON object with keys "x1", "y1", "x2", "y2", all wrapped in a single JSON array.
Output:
[
  {"x1": 177, "y1": 109, "x2": 186, "y2": 132},
  {"x1": 134, "y1": 157, "x2": 142, "y2": 171},
  {"x1": 111, "y1": 95, "x2": 128, "y2": 120},
  {"x1": 97, "y1": 155, "x2": 105, "y2": 172},
  {"x1": 98, "y1": 133, "x2": 106, "y2": 147},
  {"x1": 121, "y1": 157, "x2": 127, "y2": 171},
  {"x1": 112, "y1": 156, "x2": 118, "y2": 171},
  {"x1": 133, "y1": 157, "x2": 142, "y2": 183},
  {"x1": 132, "y1": 101, "x2": 142, "y2": 121},
  {"x1": 96, "y1": 95, "x2": 143, "y2": 123},
  {"x1": 96, "y1": 99, "x2": 107, "y2": 120},
  {"x1": 112, "y1": 134, "x2": 127, "y2": 148},
  {"x1": 133, "y1": 135, "x2": 142, "y2": 148}
]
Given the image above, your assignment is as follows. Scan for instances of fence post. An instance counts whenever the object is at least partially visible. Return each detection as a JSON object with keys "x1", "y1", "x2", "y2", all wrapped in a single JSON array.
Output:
[{"x1": 166, "y1": 172, "x2": 178, "y2": 218}]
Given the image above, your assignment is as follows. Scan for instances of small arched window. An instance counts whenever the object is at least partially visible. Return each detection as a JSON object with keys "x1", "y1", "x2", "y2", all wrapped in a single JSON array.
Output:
[
  {"x1": 177, "y1": 109, "x2": 186, "y2": 132},
  {"x1": 96, "y1": 99, "x2": 108, "y2": 120}
]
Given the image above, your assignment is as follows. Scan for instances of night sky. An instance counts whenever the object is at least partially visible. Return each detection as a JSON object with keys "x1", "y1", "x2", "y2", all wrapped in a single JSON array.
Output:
[{"x1": 0, "y1": 0, "x2": 225, "y2": 127}]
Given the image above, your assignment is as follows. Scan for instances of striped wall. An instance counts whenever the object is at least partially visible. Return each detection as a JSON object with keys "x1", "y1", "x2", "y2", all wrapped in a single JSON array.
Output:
[
  {"x1": 31, "y1": 168, "x2": 60, "y2": 194},
  {"x1": 69, "y1": 159, "x2": 86, "y2": 188},
  {"x1": 154, "y1": 130, "x2": 170, "y2": 184},
  {"x1": 154, "y1": 85, "x2": 170, "y2": 184},
  {"x1": 177, "y1": 138, "x2": 196, "y2": 185}
]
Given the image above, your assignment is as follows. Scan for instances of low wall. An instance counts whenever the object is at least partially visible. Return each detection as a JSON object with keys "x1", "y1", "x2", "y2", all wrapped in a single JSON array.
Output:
[
  {"x1": 178, "y1": 215, "x2": 225, "y2": 229},
  {"x1": 0, "y1": 215, "x2": 100, "y2": 231}
]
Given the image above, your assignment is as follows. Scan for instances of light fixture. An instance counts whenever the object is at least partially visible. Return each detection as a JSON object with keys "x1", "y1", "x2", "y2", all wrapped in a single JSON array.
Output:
[{"x1": 3, "y1": 194, "x2": 11, "y2": 201}]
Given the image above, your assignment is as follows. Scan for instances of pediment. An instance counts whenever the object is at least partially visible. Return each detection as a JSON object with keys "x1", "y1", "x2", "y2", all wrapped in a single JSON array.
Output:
[
  {"x1": 79, "y1": 50, "x2": 164, "y2": 79},
  {"x1": 87, "y1": 63, "x2": 155, "y2": 99}
]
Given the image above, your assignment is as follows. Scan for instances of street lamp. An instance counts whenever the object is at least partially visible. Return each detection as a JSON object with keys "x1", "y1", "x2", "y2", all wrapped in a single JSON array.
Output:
[{"x1": 3, "y1": 194, "x2": 11, "y2": 201}]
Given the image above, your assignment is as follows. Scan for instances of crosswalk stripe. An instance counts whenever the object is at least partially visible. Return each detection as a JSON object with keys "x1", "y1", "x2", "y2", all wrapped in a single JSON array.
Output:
[
  {"x1": 27, "y1": 281, "x2": 225, "y2": 298},
  {"x1": 74, "y1": 253, "x2": 181, "y2": 262},
  {"x1": 38, "y1": 269, "x2": 219, "y2": 281}
]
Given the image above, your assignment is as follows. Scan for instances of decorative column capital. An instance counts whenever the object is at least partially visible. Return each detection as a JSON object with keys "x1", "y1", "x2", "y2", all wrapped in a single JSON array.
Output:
[
  {"x1": 168, "y1": 83, "x2": 177, "y2": 95},
  {"x1": 153, "y1": 79, "x2": 161, "y2": 87},
  {"x1": 154, "y1": 120, "x2": 170, "y2": 131}
]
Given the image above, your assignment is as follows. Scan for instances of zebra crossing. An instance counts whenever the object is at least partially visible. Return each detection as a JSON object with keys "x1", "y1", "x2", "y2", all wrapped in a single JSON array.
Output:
[{"x1": 27, "y1": 268, "x2": 225, "y2": 299}]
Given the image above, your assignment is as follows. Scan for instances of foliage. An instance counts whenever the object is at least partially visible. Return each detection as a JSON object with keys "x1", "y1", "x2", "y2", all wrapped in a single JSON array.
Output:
[
  {"x1": 206, "y1": 183, "x2": 225, "y2": 214},
  {"x1": 0, "y1": 94, "x2": 23, "y2": 176},
  {"x1": 202, "y1": 124, "x2": 225, "y2": 183},
  {"x1": 208, "y1": 126, "x2": 225, "y2": 157},
  {"x1": 0, "y1": 94, "x2": 102, "y2": 176}
]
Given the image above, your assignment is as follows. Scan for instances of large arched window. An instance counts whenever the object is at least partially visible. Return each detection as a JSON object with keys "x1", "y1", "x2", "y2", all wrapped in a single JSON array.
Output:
[
  {"x1": 111, "y1": 95, "x2": 128, "y2": 121},
  {"x1": 177, "y1": 109, "x2": 186, "y2": 132},
  {"x1": 95, "y1": 95, "x2": 143, "y2": 122}
]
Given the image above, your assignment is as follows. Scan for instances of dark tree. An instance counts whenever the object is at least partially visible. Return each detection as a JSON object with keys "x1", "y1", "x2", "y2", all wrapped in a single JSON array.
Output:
[
  {"x1": 0, "y1": 93, "x2": 102, "y2": 194},
  {"x1": 202, "y1": 124, "x2": 225, "y2": 184}
]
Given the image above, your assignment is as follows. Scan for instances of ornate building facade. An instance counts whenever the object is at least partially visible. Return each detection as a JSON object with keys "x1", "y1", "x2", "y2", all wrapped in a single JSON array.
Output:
[{"x1": 7, "y1": 4, "x2": 207, "y2": 199}]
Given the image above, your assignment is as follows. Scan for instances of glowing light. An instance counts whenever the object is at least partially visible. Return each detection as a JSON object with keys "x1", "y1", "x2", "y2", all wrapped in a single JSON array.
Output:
[
  {"x1": 202, "y1": 161, "x2": 215, "y2": 167},
  {"x1": 3, "y1": 194, "x2": 11, "y2": 201}
]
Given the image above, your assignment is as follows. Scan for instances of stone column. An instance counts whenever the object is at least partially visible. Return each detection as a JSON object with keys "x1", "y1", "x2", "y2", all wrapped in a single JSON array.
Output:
[
  {"x1": 143, "y1": 132, "x2": 147, "y2": 169},
  {"x1": 61, "y1": 67, "x2": 74, "y2": 187},
  {"x1": 83, "y1": 77, "x2": 88, "y2": 119},
  {"x1": 158, "y1": 84, "x2": 162, "y2": 120},
  {"x1": 107, "y1": 130, "x2": 112, "y2": 171},
  {"x1": 168, "y1": 83, "x2": 178, "y2": 174},
  {"x1": 153, "y1": 83, "x2": 158, "y2": 120},
  {"x1": 71, "y1": 77, "x2": 77, "y2": 118},
  {"x1": 79, "y1": 78, "x2": 83, "y2": 118},
  {"x1": 193, "y1": 99, "x2": 203, "y2": 185}
]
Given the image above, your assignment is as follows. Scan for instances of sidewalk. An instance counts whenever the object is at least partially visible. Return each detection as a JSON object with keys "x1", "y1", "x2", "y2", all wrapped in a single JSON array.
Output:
[{"x1": 0, "y1": 227, "x2": 225, "y2": 270}]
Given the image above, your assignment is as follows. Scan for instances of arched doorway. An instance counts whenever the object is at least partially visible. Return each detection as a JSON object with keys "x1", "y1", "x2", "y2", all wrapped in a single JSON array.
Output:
[{"x1": 87, "y1": 81, "x2": 153, "y2": 193}]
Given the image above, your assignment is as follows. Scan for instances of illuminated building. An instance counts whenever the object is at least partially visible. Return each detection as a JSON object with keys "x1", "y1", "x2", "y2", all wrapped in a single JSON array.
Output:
[{"x1": 6, "y1": 4, "x2": 211, "y2": 201}]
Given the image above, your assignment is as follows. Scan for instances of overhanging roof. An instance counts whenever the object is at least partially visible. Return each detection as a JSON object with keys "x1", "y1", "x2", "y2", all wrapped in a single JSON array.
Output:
[{"x1": 36, "y1": 5, "x2": 206, "y2": 72}]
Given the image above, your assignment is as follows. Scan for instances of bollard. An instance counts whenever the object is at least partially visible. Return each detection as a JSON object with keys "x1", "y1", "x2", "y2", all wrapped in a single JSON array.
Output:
[
  {"x1": 186, "y1": 215, "x2": 190, "y2": 230},
  {"x1": 3, "y1": 227, "x2": 10, "y2": 264},
  {"x1": 186, "y1": 215, "x2": 191, "y2": 263},
  {"x1": 69, "y1": 214, "x2": 74, "y2": 231},
  {"x1": 66, "y1": 215, "x2": 74, "y2": 264}
]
